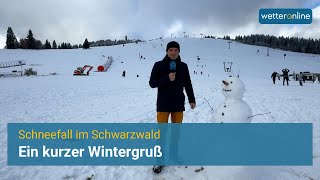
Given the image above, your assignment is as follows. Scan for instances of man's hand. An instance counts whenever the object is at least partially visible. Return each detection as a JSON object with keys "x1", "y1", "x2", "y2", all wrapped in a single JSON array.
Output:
[
  {"x1": 169, "y1": 72, "x2": 176, "y2": 81},
  {"x1": 190, "y1": 103, "x2": 196, "y2": 109}
]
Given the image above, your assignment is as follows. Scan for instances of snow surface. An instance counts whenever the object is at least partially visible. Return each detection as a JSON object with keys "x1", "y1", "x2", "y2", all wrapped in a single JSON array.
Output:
[{"x1": 1, "y1": 38, "x2": 320, "y2": 180}]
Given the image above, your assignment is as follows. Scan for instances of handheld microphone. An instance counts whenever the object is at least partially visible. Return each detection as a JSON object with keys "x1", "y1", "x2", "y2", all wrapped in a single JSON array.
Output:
[{"x1": 170, "y1": 61, "x2": 176, "y2": 72}]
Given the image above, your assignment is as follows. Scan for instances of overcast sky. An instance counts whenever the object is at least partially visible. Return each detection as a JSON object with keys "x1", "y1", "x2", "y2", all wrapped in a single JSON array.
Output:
[{"x1": 1, "y1": 0, "x2": 320, "y2": 48}]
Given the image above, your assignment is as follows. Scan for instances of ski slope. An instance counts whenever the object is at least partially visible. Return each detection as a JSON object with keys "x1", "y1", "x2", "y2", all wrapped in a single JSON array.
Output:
[{"x1": 0, "y1": 38, "x2": 319, "y2": 180}]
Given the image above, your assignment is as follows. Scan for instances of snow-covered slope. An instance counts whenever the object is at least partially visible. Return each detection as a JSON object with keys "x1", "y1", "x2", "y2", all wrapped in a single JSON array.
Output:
[{"x1": 1, "y1": 38, "x2": 319, "y2": 180}]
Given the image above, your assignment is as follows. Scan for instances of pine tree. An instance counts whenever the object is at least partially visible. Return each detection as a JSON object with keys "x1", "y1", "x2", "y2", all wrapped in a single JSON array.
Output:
[
  {"x1": 27, "y1": 29, "x2": 36, "y2": 49},
  {"x1": 83, "y1": 38, "x2": 90, "y2": 49},
  {"x1": 34, "y1": 40, "x2": 44, "y2": 49},
  {"x1": 6, "y1": 27, "x2": 19, "y2": 49},
  {"x1": 52, "y1": 40, "x2": 57, "y2": 49},
  {"x1": 44, "y1": 39, "x2": 51, "y2": 49},
  {"x1": 19, "y1": 38, "x2": 28, "y2": 49}
]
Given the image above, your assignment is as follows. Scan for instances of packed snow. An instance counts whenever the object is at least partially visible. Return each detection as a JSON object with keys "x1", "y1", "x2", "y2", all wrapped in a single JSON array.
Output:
[{"x1": 1, "y1": 38, "x2": 320, "y2": 180}]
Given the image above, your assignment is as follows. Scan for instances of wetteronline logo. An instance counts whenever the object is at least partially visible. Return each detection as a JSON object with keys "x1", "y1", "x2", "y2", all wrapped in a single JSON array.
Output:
[{"x1": 259, "y1": 9, "x2": 312, "y2": 24}]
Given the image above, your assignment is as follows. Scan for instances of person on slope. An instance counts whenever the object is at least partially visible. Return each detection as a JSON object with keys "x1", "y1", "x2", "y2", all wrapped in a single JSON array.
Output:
[{"x1": 149, "y1": 41, "x2": 196, "y2": 173}]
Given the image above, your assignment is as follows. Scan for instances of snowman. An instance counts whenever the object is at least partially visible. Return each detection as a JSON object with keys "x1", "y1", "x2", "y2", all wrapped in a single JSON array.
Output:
[{"x1": 213, "y1": 77, "x2": 252, "y2": 123}]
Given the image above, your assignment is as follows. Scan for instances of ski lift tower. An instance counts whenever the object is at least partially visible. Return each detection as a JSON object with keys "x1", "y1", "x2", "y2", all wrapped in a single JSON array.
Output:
[
  {"x1": 223, "y1": 62, "x2": 233, "y2": 72},
  {"x1": 228, "y1": 41, "x2": 232, "y2": 49}
]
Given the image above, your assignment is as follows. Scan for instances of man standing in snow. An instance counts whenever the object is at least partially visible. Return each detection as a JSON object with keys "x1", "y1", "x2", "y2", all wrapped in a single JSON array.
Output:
[
  {"x1": 149, "y1": 41, "x2": 196, "y2": 173},
  {"x1": 149, "y1": 41, "x2": 196, "y2": 123},
  {"x1": 298, "y1": 72, "x2": 304, "y2": 86},
  {"x1": 282, "y1": 68, "x2": 290, "y2": 86}
]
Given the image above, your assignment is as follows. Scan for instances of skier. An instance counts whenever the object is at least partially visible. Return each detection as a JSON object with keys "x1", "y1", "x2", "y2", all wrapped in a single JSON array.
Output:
[{"x1": 122, "y1": 70, "x2": 126, "y2": 77}]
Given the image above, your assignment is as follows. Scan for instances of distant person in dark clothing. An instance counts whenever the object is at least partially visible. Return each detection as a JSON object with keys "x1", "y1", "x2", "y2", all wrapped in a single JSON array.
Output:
[
  {"x1": 282, "y1": 68, "x2": 290, "y2": 86},
  {"x1": 271, "y1": 71, "x2": 279, "y2": 84},
  {"x1": 122, "y1": 70, "x2": 126, "y2": 77}
]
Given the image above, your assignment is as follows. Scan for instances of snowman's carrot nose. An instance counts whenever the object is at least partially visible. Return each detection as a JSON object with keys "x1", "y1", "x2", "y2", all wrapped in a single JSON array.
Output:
[{"x1": 222, "y1": 80, "x2": 229, "y2": 86}]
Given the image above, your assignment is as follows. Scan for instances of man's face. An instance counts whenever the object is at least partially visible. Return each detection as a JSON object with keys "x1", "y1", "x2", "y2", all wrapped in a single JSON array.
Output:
[{"x1": 167, "y1": 48, "x2": 179, "y2": 60}]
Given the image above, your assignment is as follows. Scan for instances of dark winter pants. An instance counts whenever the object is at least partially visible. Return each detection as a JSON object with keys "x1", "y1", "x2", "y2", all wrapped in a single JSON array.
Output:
[
  {"x1": 283, "y1": 77, "x2": 289, "y2": 86},
  {"x1": 272, "y1": 77, "x2": 276, "y2": 84},
  {"x1": 299, "y1": 80, "x2": 303, "y2": 86}
]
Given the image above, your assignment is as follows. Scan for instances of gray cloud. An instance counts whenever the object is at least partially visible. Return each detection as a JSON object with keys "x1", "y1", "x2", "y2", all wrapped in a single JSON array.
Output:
[{"x1": 0, "y1": 0, "x2": 315, "y2": 48}]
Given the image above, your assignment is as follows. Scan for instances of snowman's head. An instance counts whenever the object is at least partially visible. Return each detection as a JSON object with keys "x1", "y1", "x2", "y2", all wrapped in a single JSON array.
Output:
[{"x1": 222, "y1": 77, "x2": 245, "y2": 99}]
